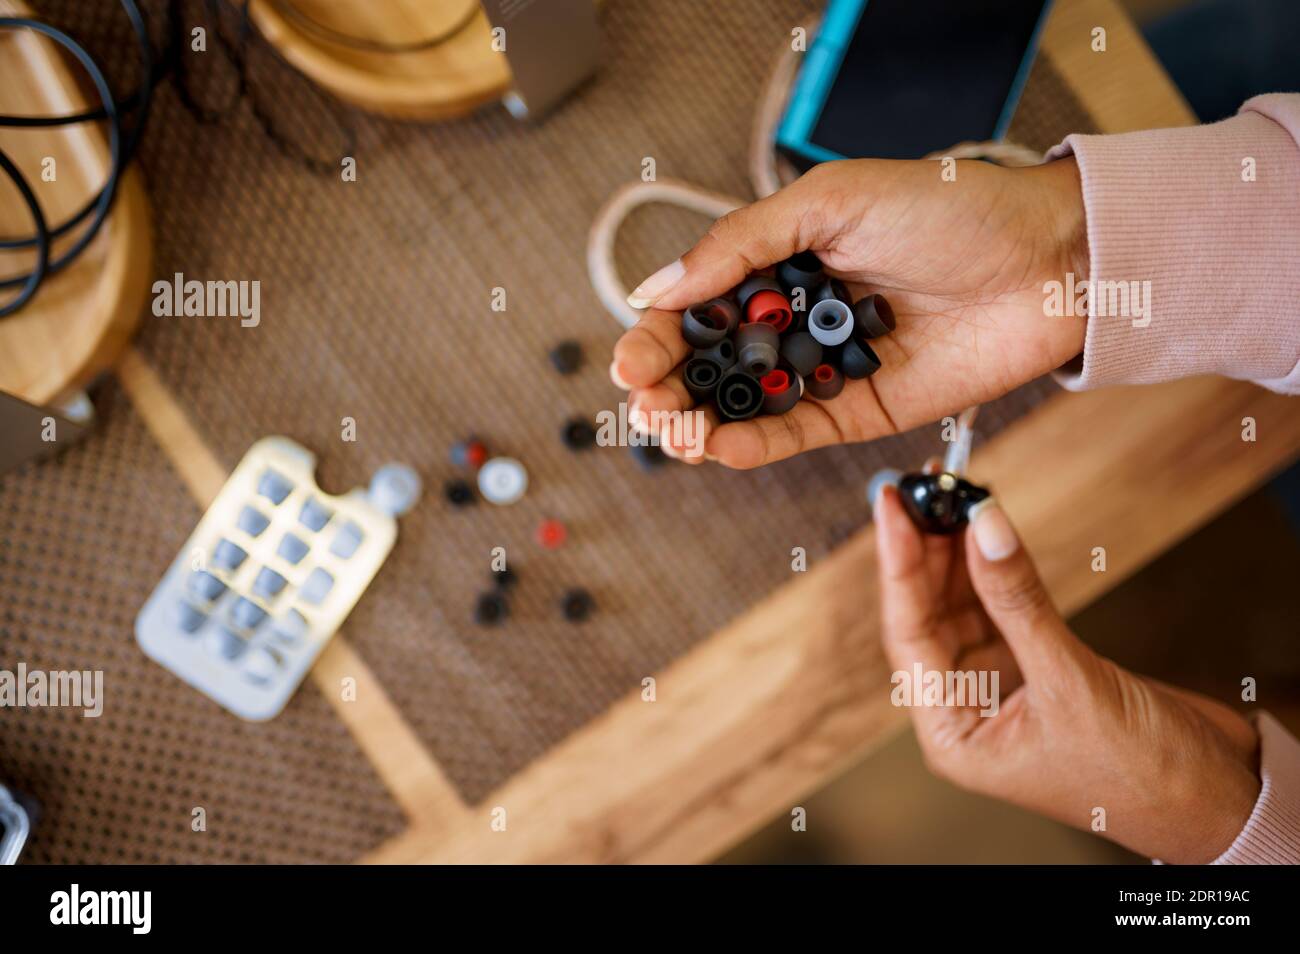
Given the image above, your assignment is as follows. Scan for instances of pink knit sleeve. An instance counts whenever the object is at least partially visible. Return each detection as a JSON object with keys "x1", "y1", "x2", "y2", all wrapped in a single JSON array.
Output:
[
  {"x1": 1045, "y1": 94, "x2": 1300, "y2": 393},
  {"x1": 1212, "y1": 713, "x2": 1300, "y2": 864}
]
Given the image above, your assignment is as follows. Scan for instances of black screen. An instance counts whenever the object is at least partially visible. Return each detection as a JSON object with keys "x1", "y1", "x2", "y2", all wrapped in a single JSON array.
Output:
[{"x1": 811, "y1": 0, "x2": 1049, "y2": 160}]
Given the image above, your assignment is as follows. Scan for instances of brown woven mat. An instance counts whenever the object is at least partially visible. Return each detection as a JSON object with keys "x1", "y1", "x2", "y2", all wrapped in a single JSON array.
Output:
[
  {"x1": 0, "y1": 382, "x2": 406, "y2": 863},
  {"x1": 13, "y1": 1, "x2": 1098, "y2": 810}
]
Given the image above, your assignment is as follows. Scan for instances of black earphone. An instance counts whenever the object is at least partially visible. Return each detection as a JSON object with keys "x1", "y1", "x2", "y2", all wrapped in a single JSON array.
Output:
[
  {"x1": 896, "y1": 471, "x2": 991, "y2": 535},
  {"x1": 871, "y1": 407, "x2": 992, "y2": 535}
]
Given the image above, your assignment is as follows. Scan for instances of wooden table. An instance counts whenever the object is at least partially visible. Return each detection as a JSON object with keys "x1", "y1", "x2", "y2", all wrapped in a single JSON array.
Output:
[{"x1": 113, "y1": 0, "x2": 1300, "y2": 863}]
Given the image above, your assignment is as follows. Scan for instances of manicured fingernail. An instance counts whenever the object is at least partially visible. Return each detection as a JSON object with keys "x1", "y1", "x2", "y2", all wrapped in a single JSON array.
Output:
[
  {"x1": 703, "y1": 451, "x2": 720, "y2": 463},
  {"x1": 609, "y1": 360, "x2": 631, "y2": 390},
  {"x1": 969, "y1": 498, "x2": 1019, "y2": 561},
  {"x1": 867, "y1": 468, "x2": 902, "y2": 508},
  {"x1": 627, "y1": 258, "x2": 685, "y2": 309}
]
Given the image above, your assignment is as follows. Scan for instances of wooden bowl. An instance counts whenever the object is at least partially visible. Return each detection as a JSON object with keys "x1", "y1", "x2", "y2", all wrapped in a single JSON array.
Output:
[{"x1": 248, "y1": 0, "x2": 510, "y2": 121}]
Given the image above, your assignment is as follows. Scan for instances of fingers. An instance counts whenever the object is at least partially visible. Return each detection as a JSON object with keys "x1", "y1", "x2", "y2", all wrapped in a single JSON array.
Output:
[
  {"x1": 611, "y1": 308, "x2": 692, "y2": 391},
  {"x1": 874, "y1": 485, "x2": 956, "y2": 676},
  {"x1": 703, "y1": 400, "x2": 842, "y2": 469},
  {"x1": 627, "y1": 174, "x2": 830, "y2": 313},
  {"x1": 964, "y1": 499, "x2": 1086, "y2": 687},
  {"x1": 702, "y1": 381, "x2": 893, "y2": 469},
  {"x1": 628, "y1": 368, "x2": 718, "y2": 464}
]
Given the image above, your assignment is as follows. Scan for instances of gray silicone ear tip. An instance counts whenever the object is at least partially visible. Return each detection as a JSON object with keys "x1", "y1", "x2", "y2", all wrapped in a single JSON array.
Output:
[
  {"x1": 805, "y1": 363, "x2": 845, "y2": 401},
  {"x1": 694, "y1": 338, "x2": 737, "y2": 372},
  {"x1": 779, "y1": 331, "x2": 823, "y2": 378},
  {"x1": 852, "y1": 294, "x2": 896, "y2": 338},
  {"x1": 734, "y1": 275, "x2": 782, "y2": 310},
  {"x1": 715, "y1": 367, "x2": 764, "y2": 421},
  {"x1": 683, "y1": 356, "x2": 723, "y2": 403},
  {"x1": 841, "y1": 338, "x2": 882, "y2": 379},
  {"x1": 808, "y1": 299, "x2": 854, "y2": 346},
  {"x1": 681, "y1": 302, "x2": 728, "y2": 349},
  {"x1": 776, "y1": 252, "x2": 826, "y2": 295},
  {"x1": 736, "y1": 321, "x2": 780, "y2": 376}
]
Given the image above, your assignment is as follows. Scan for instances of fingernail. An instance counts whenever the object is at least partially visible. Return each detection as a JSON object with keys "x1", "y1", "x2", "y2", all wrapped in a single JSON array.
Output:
[
  {"x1": 609, "y1": 360, "x2": 631, "y2": 390},
  {"x1": 969, "y1": 498, "x2": 1020, "y2": 561},
  {"x1": 627, "y1": 259, "x2": 685, "y2": 309},
  {"x1": 867, "y1": 468, "x2": 902, "y2": 509},
  {"x1": 703, "y1": 451, "x2": 720, "y2": 463}
]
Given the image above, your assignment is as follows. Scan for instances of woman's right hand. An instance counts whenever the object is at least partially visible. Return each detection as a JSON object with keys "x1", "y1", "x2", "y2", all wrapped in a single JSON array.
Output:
[{"x1": 610, "y1": 156, "x2": 1091, "y2": 468}]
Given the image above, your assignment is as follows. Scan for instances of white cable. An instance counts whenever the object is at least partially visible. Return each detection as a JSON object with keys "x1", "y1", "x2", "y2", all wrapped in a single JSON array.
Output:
[
  {"x1": 586, "y1": 177, "x2": 743, "y2": 329},
  {"x1": 943, "y1": 405, "x2": 981, "y2": 475}
]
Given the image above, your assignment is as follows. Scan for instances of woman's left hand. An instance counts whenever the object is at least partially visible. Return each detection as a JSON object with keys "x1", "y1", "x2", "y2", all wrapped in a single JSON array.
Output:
[{"x1": 873, "y1": 482, "x2": 1261, "y2": 863}]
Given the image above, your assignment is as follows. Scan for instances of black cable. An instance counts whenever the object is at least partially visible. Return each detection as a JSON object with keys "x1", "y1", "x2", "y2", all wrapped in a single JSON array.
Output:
[
  {"x1": 0, "y1": 148, "x2": 50, "y2": 317},
  {"x1": 0, "y1": 17, "x2": 123, "y2": 291},
  {"x1": 0, "y1": 0, "x2": 356, "y2": 313},
  {"x1": 175, "y1": 0, "x2": 355, "y2": 176},
  {"x1": 170, "y1": 0, "x2": 248, "y2": 124},
  {"x1": 0, "y1": 0, "x2": 147, "y2": 254},
  {"x1": 267, "y1": 0, "x2": 479, "y2": 54}
]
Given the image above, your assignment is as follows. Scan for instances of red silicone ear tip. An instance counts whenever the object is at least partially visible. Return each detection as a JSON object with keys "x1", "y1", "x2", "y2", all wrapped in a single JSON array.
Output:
[
  {"x1": 814, "y1": 364, "x2": 834, "y2": 383},
  {"x1": 760, "y1": 370, "x2": 790, "y2": 395},
  {"x1": 746, "y1": 290, "x2": 792, "y2": 334}
]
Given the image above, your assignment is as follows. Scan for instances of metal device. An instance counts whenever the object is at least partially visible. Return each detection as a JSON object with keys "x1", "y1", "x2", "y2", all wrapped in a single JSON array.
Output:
[{"x1": 480, "y1": 0, "x2": 599, "y2": 119}]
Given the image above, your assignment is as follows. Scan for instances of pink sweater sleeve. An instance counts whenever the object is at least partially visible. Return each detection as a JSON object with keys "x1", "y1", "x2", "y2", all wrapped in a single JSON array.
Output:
[
  {"x1": 1051, "y1": 98, "x2": 1300, "y2": 864},
  {"x1": 1212, "y1": 713, "x2": 1300, "y2": 864},
  {"x1": 1046, "y1": 94, "x2": 1300, "y2": 393}
]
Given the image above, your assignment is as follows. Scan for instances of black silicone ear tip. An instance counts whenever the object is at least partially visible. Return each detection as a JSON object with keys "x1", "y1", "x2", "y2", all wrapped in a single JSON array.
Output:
[
  {"x1": 776, "y1": 251, "x2": 826, "y2": 296},
  {"x1": 759, "y1": 369, "x2": 801, "y2": 415},
  {"x1": 694, "y1": 338, "x2": 737, "y2": 372},
  {"x1": 897, "y1": 472, "x2": 992, "y2": 535},
  {"x1": 683, "y1": 356, "x2": 723, "y2": 404},
  {"x1": 681, "y1": 299, "x2": 740, "y2": 348},
  {"x1": 715, "y1": 367, "x2": 764, "y2": 421},
  {"x1": 779, "y1": 331, "x2": 823, "y2": 378},
  {"x1": 805, "y1": 362, "x2": 845, "y2": 401},
  {"x1": 736, "y1": 321, "x2": 780, "y2": 377},
  {"x1": 841, "y1": 337, "x2": 882, "y2": 379},
  {"x1": 810, "y1": 277, "x2": 852, "y2": 306},
  {"x1": 852, "y1": 294, "x2": 896, "y2": 338},
  {"x1": 734, "y1": 274, "x2": 783, "y2": 311}
]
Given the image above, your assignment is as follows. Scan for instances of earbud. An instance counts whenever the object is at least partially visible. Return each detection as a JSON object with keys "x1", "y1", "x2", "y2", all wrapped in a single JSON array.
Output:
[{"x1": 895, "y1": 471, "x2": 991, "y2": 535}]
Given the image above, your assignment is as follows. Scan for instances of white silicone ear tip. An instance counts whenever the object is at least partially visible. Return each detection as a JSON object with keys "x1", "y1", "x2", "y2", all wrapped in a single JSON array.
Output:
[
  {"x1": 867, "y1": 468, "x2": 903, "y2": 509},
  {"x1": 368, "y1": 464, "x2": 423, "y2": 516}
]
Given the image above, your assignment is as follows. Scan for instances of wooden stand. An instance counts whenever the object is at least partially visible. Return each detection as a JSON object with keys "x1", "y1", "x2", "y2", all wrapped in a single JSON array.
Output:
[{"x1": 0, "y1": 1, "x2": 153, "y2": 406}]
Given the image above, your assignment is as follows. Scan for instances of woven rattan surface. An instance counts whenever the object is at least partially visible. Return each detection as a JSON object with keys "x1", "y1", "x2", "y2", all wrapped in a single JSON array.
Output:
[{"x1": 0, "y1": 382, "x2": 407, "y2": 862}]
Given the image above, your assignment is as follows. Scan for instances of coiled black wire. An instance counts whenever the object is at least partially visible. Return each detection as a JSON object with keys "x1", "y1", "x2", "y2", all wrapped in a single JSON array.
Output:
[
  {"x1": 0, "y1": 0, "x2": 357, "y2": 317},
  {"x1": 0, "y1": 12, "x2": 127, "y2": 315}
]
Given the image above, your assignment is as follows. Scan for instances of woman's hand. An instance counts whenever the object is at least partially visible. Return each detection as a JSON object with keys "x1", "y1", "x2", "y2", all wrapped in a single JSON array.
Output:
[
  {"x1": 873, "y1": 482, "x2": 1261, "y2": 863},
  {"x1": 610, "y1": 157, "x2": 1090, "y2": 468}
]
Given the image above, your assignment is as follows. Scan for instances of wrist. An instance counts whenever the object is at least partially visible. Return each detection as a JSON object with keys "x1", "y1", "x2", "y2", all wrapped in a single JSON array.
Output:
[
  {"x1": 1027, "y1": 155, "x2": 1089, "y2": 365},
  {"x1": 1161, "y1": 733, "x2": 1261, "y2": 865}
]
